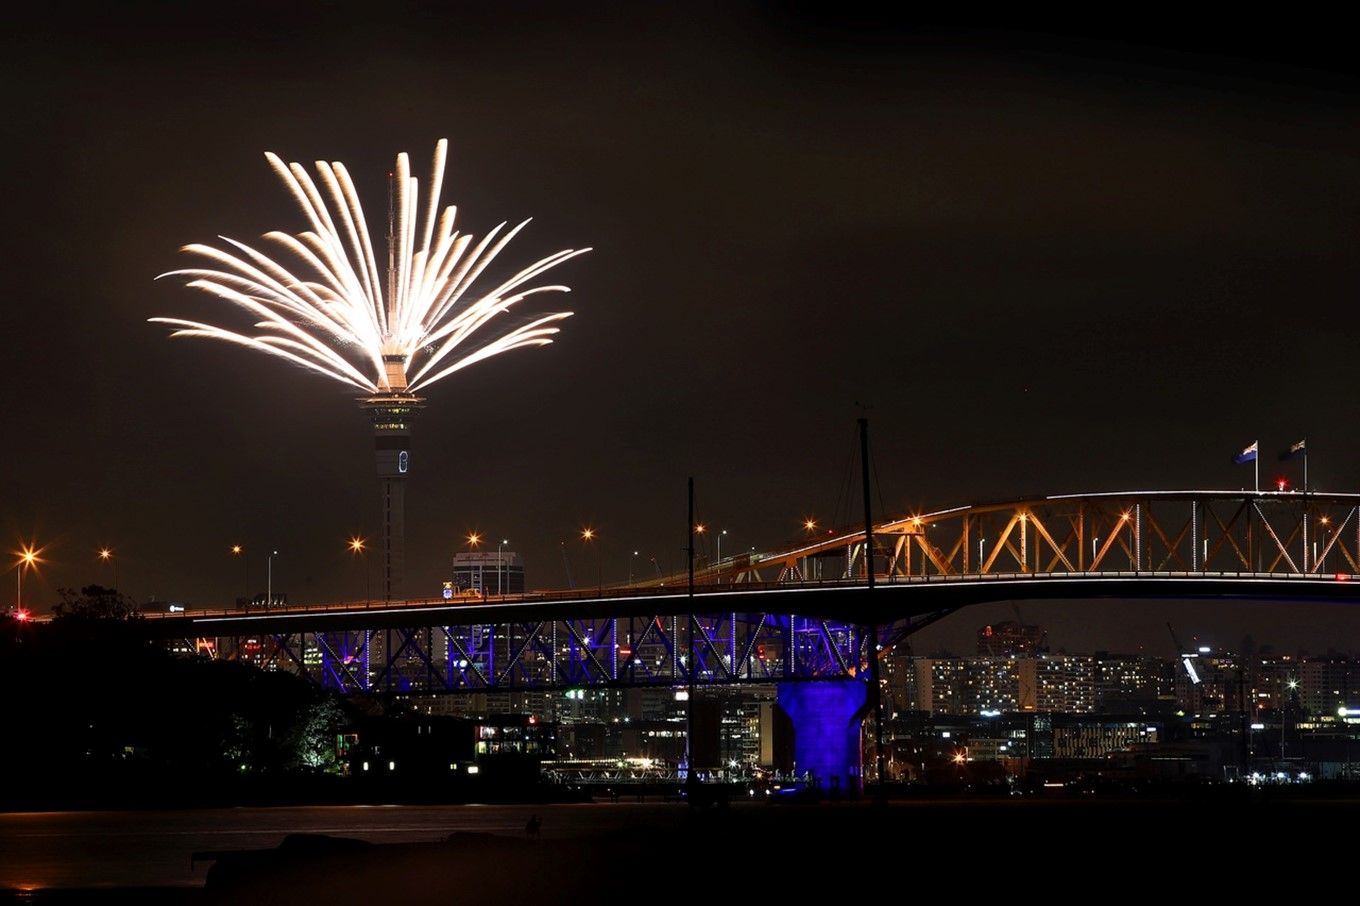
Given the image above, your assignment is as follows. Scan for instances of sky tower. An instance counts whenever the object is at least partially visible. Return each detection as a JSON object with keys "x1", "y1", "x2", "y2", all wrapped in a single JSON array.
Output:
[
  {"x1": 360, "y1": 357, "x2": 422, "y2": 599},
  {"x1": 153, "y1": 139, "x2": 588, "y2": 604},
  {"x1": 358, "y1": 177, "x2": 424, "y2": 601}
]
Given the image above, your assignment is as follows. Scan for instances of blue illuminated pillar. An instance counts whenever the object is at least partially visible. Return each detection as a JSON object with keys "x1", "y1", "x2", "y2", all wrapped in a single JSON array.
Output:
[{"x1": 777, "y1": 679, "x2": 866, "y2": 794}]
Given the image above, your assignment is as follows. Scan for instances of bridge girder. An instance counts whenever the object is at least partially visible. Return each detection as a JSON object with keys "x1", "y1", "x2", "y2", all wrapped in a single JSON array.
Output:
[{"x1": 145, "y1": 490, "x2": 1360, "y2": 695}]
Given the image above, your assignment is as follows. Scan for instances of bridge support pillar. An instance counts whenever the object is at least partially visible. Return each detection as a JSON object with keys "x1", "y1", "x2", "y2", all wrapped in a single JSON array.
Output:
[{"x1": 777, "y1": 679, "x2": 866, "y2": 795}]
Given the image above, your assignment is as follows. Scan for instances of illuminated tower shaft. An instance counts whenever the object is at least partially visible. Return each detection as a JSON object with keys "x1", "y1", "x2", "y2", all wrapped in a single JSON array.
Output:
[{"x1": 361, "y1": 354, "x2": 424, "y2": 601}]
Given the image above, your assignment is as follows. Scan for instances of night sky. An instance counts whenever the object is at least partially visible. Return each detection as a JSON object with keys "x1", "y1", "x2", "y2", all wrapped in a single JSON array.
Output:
[{"x1": 5, "y1": 6, "x2": 1360, "y2": 656}]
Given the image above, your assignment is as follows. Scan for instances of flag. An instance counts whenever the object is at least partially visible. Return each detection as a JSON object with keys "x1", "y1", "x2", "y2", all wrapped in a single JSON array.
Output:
[
  {"x1": 1234, "y1": 441, "x2": 1258, "y2": 464},
  {"x1": 1279, "y1": 439, "x2": 1306, "y2": 461}
]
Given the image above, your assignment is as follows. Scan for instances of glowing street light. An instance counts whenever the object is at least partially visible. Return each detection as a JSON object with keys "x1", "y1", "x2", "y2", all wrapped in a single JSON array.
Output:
[
  {"x1": 497, "y1": 539, "x2": 509, "y2": 596},
  {"x1": 467, "y1": 532, "x2": 482, "y2": 548},
  {"x1": 803, "y1": 518, "x2": 817, "y2": 533},
  {"x1": 98, "y1": 547, "x2": 118, "y2": 591},
  {"x1": 348, "y1": 536, "x2": 370, "y2": 604},
  {"x1": 580, "y1": 528, "x2": 601, "y2": 590},
  {"x1": 15, "y1": 543, "x2": 41, "y2": 613},
  {"x1": 266, "y1": 550, "x2": 280, "y2": 607},
  {"x1": 230, "y1": 544, "x2": 248, "y2": 606},
  {"x1": 716, "y1": 528, "x2": 728, "y2": 580}
]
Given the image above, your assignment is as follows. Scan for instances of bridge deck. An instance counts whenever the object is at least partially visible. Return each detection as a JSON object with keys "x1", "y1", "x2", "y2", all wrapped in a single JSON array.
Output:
[{"x1": 137, "y1": 570, "x2": 1360, "y2": 637}]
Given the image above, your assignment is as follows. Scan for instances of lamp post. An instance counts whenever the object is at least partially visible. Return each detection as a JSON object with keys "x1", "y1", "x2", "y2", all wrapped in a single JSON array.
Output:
[
  {"x1": 498, "y1": 539, "x2": 508, "y2": 596},
  {"x1": 1092, "y1": 536, "x2": 1100, "y2": 569},
  {"x1": 467, "y1": 532, "x2": 483, "y2": 594},
  {"x1": 716, "y1": 529, "x2": 727, "y2": 584},
  {"x1": 99, "y1": 547, "x2": 117, "y2": 591},
  {"x1": 15, "y1": 544, "x2": 39, "y2": 613},
  {"x1": 267, "y1": 550, "x2": 279, "y2": 607},
  {"x1": 629, "y1": 550, "x2": 639, "y2": 584},
  {"x1": 231, "y1": 544, "x2": 246, "y2": 606},
  {"x1": 977, "y1": 537, "x2": 986, "y2": 575},
  {"x1": 581, "y1": 528, "x2": 601, "y2": 592},
  {"x1": 1320, "y1": 518, "x2": 1331, "y2": 573},
  {"x1": 348, "y1": 537, "x2": 369, "y2": 605}
]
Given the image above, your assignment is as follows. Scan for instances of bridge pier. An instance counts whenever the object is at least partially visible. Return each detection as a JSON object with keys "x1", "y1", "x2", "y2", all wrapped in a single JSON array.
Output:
[{"x1": 777, "y1": 679, "x2": 866, "y2": 795}]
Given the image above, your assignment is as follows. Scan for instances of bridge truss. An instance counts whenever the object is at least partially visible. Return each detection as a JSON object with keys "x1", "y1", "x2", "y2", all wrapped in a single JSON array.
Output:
[
  {"x1": 696, "y1": 490, "x2": 1360, "y2": 583},
  {"x1": 209, "y1": 610, "x2": 942, "y2": 695},
  {"x1": 158, "y1": 491, "x2": 1360, "y2": 696}
]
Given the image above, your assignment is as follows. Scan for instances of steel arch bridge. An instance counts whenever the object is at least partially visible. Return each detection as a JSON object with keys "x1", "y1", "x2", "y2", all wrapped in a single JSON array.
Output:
[{"x1": 146, "y1": 489, "x2": 1360, "y2": 696}]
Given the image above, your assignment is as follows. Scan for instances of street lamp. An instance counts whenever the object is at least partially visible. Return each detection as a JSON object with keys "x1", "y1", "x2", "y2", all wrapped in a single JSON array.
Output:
[
  {"x1": 15, "y1": 544, "x2": 40, "y2": 613},
  {"x1": 348, "y1": 536, "x2": 369, "y2": 605},
  {"x1": 267, "y1": 550, "x2": 279, "y2": 607},
  {"x1": 581, "y1": 528, "x2": 601, "y2": 591},
  {"x1": 629, "y1": 550, "x2": 639, "y2": 584},
  {"x1": 98, "y1": 547, "x2": 118, "y2": 591},
  {"x1": 230, "y1": 544, "x2": 248, "y2": 606},
  {"x1": 497, "y1": 539, "x2": 508, "y2": 596},
  {"x1": 716, "y1": 529, "x2": 728, "y2": 584},
  {"x1": 466, "y1": 532, "x2": 484, "y2": 594},
  {"x1": 977, "y1": 538, "x2": 986, "y2": 575},
  {"x1": 1092, "y1": 536, "x2": 1100, "y2": 569},
  {"x1": 1320, "y1": 518, "x2": 1331, "y2": 572}
]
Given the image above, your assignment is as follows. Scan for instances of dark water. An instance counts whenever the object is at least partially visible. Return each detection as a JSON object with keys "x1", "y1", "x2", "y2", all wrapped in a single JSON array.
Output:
[
  {"x1": 0, "y1": 802, "x2": 685, "y2": 890},
  {"x1": 6, "y1": 796, "x2": 1359, "y2": 896}
]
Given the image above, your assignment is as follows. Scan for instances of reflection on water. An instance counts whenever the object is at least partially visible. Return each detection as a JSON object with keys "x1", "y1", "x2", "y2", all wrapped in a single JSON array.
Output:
[{"x1": 0, "y1": 803, "x2": 684, "y2": 889}]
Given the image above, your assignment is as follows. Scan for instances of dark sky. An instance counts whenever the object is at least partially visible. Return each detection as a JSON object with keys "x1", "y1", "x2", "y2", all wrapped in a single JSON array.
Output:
[{"x1": 5, "y1": 5, "x2": 1360, "y2": 656}]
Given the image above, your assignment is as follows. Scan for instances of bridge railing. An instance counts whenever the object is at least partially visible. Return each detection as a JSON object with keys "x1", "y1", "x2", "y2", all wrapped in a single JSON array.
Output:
[{"x1": 136, "y1": 567, "x2": 1357, "y2": 622}]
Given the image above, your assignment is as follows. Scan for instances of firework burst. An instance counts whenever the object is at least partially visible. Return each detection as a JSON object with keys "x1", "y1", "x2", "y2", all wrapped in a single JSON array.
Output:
[{"x1": 151, "y1": 139, "x2": 587, "y2": 394}]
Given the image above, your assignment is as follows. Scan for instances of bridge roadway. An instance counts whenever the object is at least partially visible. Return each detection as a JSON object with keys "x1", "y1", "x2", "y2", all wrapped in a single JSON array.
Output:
[{"x1": 139, "y1": 570, "x2": 1360, "y2": 639}]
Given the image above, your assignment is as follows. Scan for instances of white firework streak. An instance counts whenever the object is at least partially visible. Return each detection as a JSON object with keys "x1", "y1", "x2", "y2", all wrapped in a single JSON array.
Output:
[{"x1": 151, "y1": 139, "x2": 588, "y2": 394}]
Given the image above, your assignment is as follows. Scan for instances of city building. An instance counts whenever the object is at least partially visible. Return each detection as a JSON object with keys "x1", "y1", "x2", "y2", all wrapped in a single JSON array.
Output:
[
  {"x1": 909, "y1": 654, "x2": 1096, "y2": 716},
  {"x1": 451, "y1": 550, "x2": 525, "y2": 595},
  {"x1": 1093, "y1": 653, "x2": 1169, "y2": 713}
]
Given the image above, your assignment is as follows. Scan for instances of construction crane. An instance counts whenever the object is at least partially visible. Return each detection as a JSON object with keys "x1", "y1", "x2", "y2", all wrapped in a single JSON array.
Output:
[{"x1": 1167, "y1": 622, "x2": 1202, "y2": 685}]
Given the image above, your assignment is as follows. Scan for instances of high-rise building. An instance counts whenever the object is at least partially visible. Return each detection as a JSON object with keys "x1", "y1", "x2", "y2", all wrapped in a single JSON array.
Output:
[
  {"x1": 1297, "y1": 657, "x2": 1360, "y2": 717},
  {"x1": 1094, "y1": 653, "x2": 1166, "y2": 712},
  {"x1": 1034, "y1": 654, "x2": 1095, "y2": 713},
  {"x1": 911, "y1": 654, "x2": 1096, "y2": 716}
]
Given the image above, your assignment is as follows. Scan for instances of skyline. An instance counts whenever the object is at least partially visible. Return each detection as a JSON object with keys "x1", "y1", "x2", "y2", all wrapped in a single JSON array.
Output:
[{"x1": 6, "y1": 9, "x2": 1360, "y2": 655}]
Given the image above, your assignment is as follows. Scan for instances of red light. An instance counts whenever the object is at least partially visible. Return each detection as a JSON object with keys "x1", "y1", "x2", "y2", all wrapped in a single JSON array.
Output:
[
  {"x1": 13, "y1": 609, "x2": 29, "y2": 622},
  {"x1": 1337, "y1": 574, "x2": 1350, "y2": 582},
  {"x1": 1276, "y1": 478, "x2": 1288, "y2": 491}
]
